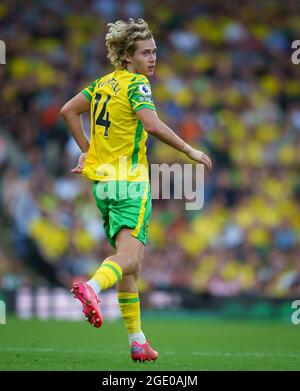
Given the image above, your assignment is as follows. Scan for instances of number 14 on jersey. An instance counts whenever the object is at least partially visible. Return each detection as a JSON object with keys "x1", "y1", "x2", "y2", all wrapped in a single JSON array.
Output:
[{"x1": 93, "y1": 93, "x2": 111, "y2": 137}]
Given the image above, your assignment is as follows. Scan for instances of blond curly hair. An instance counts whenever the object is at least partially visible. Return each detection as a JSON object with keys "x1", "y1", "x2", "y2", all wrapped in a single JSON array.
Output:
[{"x1": 105, "y1": 18, "x2": 153, "y2": 69}]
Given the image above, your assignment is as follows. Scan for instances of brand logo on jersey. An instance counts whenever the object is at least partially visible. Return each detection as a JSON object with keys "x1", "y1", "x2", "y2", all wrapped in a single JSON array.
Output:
[{"x1": 138, "y1": 84, "x2": 151, "y2": 96}]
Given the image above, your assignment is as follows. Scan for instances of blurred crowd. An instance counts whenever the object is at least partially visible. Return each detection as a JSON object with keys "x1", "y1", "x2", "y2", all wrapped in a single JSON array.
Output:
[{"x1": 1, "y1": 0, "x2": 300, "y2": 298}]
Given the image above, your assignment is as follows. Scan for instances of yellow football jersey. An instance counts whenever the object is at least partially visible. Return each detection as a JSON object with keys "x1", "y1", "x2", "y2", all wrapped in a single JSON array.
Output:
[{"x1": 81, "y1": 69, "x2": 156, "y2": 182}]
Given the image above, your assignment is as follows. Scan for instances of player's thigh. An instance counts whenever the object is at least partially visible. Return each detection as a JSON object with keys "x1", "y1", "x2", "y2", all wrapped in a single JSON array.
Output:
[
  {"x1": 115, "y1": 228, "x2": 145, "y2": 265},
  {"x1": 110, "y1": 181, "x2": 151, "y2": 251}
]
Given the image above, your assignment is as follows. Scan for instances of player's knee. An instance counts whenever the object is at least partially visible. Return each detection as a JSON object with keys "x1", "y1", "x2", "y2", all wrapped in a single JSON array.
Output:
[
  {"x1": 128, "y1": 254, "x2": 141, "y2": 273},
  {"x1": 117, "y1": 251, "x2": 141, "y2": 273}
]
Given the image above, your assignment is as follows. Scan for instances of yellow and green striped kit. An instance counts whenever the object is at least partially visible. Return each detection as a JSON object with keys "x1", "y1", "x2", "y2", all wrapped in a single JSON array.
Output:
[
  {"x1": 118, "y1": 292, "x2": 141, "y2": 334},
  {"x1": 92, "y1": 181, "x2": 151, "y2": 248},
  {"x1": 81, "y1": 69, "x2": 156, "y2": 183},
  {"x1": 92, "y1": 260, "x2": 123, "y2": 291}
]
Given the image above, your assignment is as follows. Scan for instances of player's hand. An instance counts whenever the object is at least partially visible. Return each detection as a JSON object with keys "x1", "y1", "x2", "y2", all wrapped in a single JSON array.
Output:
[
  {"x1": 183, "y1": 144, "x2": 212, "y2": 171},
  {"x1": 71, "y1": 152, "x2": 87, "y2": 174}
]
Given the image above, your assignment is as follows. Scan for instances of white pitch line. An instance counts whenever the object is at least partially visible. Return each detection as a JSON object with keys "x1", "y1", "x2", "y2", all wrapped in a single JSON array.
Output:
[
  {"x1": 0, "y1": 347, "x2": 112, "y2": 353},
  {"x1": 1, "y1": 347, "x2": 300, "y2": 359},
  {"x1": 191, "y1": 351, "x2": 300, "y2": 358},
  {"x1": 0, "y1": 348, "x2": 55, "y2": 352}
]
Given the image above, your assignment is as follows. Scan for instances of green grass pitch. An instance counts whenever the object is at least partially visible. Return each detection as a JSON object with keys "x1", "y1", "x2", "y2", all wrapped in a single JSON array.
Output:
[{"x1": 0, "y1": 315, "x2": 300, "y2": 371}]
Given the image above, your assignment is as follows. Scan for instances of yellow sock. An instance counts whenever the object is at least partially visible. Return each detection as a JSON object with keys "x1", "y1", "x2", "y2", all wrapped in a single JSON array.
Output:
[
  {"x1": 118, "y1": 292, "x2": 141, "y2": 334},
  {"x1": 91, "y1": 260, "x2": 123, "y2": 291}
]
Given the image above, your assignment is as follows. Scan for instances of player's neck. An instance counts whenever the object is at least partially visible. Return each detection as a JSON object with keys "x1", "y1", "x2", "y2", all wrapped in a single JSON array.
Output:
[{"x1": 126, "y1": 64, "x2": 139, "y2": 75}]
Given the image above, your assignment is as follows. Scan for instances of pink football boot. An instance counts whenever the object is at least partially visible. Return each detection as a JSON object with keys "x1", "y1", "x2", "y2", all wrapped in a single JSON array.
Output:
[
  {"x1": 131, "y1": 341, "x2": 158, "y2": 362},
  {"x1": 71, "y1": 281, "x2": 103, "y2": 328}
]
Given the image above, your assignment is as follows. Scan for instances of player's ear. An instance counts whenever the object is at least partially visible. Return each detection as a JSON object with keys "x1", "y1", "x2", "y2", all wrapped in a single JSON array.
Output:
[{"x1": 123, "y1": 51, "x2": 131, "y2": 64}]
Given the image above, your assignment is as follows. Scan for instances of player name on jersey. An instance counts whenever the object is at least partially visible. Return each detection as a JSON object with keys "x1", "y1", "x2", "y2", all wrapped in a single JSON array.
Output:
[{"x1": 99, "y1": 77, "x2": 121, "y2": 95}]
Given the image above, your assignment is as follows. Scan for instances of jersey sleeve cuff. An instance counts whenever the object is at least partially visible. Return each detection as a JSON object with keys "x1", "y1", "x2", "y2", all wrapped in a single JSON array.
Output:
[
  {"x1": 134, "y1": 104, "x2": 156, "y2": 112},
  {"x1": 81, "y1": 90, "x2": 92, "y2": 102}
]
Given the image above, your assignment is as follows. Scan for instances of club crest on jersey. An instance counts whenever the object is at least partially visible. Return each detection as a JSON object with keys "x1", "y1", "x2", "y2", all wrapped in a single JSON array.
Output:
[{"x1": 138, "y1": 84, "x2": 151, "y2": 96}]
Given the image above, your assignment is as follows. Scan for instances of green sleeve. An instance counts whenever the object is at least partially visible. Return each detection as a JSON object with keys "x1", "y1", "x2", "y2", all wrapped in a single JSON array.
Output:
[
  {"x1": 81, "y1": 79, "x2": 97, "y2": 102},
  {"x1": 128, "y1": 79, "x2": 156, "y2": 112}
]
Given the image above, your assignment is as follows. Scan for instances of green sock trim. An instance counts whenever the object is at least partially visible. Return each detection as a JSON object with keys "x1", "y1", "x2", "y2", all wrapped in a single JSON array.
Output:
[
  {"x1": 118, "y1": 297, "x2": 140, "y2": 304},
  {"x1": 102, "y1": 263, "x2": 122, "y2": 281}
]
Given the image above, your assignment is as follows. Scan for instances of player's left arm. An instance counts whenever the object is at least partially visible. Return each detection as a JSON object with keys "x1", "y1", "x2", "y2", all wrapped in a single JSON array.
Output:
[
  {"x1": 137, "y1": 108, "x2": 212, "y2": 171},
  {"x1": 60, "y1": 93, "x2": 90, "y2": 173},
  {"x1": 129, "y1": 78, "x2": 212, "y2": 171}
]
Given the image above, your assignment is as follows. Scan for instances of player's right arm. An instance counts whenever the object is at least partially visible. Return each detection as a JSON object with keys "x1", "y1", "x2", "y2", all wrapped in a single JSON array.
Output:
[
  {"x1": 60, "y1": 93, "x2": 90, "y2": 153},
  {"x1": 136, "y1": 108, "x2": 212, "y2": 171},
  {"x1": 60, "y1": 92, "x2": 91, "y2": 173}
]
